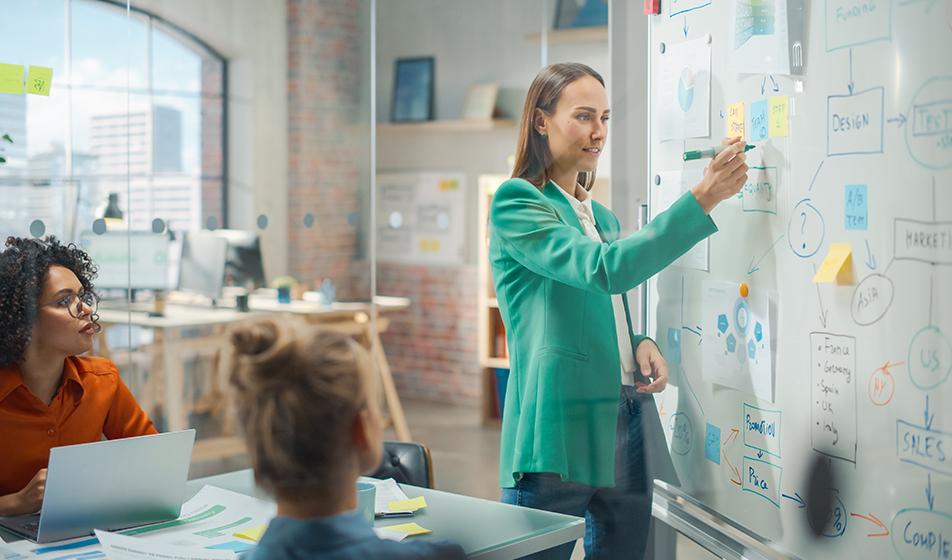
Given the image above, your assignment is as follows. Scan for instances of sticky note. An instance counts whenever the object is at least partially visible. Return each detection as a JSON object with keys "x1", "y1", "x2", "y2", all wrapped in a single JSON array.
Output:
[
  {"x1": 666, "y1": 327, "x2": 682, "y2": 364},
  {"x1": 845, "y1": 184, "x2": 868, "y2": 230},
  {"x1": 25, "y1": 65, "x2": 53, "y2": 96},
  {"x1": 233, "y1": 524, "x2": 267, "y2": 542},
  {"x1": 749, "y1": 100, "x2": 769, "y2": 141},
  {"x1": 705, "y1": 422, "x2": 721, "y2": 464},
  {"x1": 383, "y1": 522, "x2": 432, "y2": 537},
  {"x1": 388, "y1": 496, "x2": 427, "y2": 512},
  {"x1": 726, "y1": 101, "x2": 745, "y2": 138},
  {"x1": 813, "y1": 243, "x2": 853, "y2": 285},
  {"x1": 768, "y1": 96, "x2": 789, "y2": 138},
  {"x1": 0, "y1": 64, "x2": 24, "y2": 94}
]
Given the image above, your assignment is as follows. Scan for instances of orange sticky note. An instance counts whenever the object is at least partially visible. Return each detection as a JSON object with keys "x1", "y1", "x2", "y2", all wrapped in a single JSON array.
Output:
[
  {"x1": 727, "y1": 101, "x2": 745, "y2": 138},
  {"x1": 25, "y1": 66, "x2": 53, "y2": 96},
  {"x1": 813, "y1": 243, "x2": 853, "y2": 284},
  {"x1": 0, "y1": 63, "x2": 24, "y2": 94},
  {"x1": 383, "y1": 522, "x2": 432, "y2": 537}
]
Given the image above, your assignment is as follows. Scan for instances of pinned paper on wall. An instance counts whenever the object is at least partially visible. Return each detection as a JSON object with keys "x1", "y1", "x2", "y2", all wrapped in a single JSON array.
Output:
[
  {"x1": 656, "y1": 36, "x2": 712, "y2": 141},
  {"x1": 652, "y1": 170, "x2": 710, "y2": 271},
  {"x1": 813, "y1": 243, "x2": 853, "y2": 284},
  {"x1": 0, "y1": 63, "x2": 24, "y2": 94},
  {"x1": 727, "y1": 101, "x2": 745, "y2": 138},
  {"x1": 768, "y1": 96, "x2": 789, "y2": 137},
  {"x1": 25, "y1": 65, "x2": 53, "y2": 96},
  {"x1": 749, "y1": 100, "x2": 769, "y2": 141},
  {"x1": 702, "y1": 280, "x2": 774, "y2": 401}
]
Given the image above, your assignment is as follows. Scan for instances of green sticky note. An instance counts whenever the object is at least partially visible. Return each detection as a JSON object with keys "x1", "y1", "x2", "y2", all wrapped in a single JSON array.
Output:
[
  {"x1": 0, "y1": 63, "x2": 24, "y2": 94},
  {"x1": 26, "y1": 66, "x2": 53, "y2": 96}
]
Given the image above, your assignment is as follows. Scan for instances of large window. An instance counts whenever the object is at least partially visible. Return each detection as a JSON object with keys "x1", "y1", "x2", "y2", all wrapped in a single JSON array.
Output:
[{"x1": 0, "y1": 0, "x2": 225, "y2": 239}]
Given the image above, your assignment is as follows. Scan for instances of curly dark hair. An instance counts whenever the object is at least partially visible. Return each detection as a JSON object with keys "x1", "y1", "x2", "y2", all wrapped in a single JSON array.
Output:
[{"x1": 0, "y1": 236, "x2": 100, "y2": 367}]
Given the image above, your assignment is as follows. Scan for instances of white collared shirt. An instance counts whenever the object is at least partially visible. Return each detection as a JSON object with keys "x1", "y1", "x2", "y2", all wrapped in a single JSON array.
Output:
[{"x1": 552, "y1": 181, "x2": 638, "y2": 385}]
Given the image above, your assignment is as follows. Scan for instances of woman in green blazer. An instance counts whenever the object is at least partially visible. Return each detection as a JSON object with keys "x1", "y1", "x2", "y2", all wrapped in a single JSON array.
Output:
[{"x1": 491, "y1": 63, "x2": 748, "y2": 559}]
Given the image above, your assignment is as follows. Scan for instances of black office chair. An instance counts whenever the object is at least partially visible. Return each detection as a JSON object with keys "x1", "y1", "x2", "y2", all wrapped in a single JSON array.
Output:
[{"x1": 370, "y1": 441, "x2": 434, "y2": 488}]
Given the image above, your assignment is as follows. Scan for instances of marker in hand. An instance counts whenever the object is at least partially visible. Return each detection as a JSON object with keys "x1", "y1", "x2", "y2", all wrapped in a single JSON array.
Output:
[{"x1": 683, "y1": 143, "x2": 756, "y2": 161}]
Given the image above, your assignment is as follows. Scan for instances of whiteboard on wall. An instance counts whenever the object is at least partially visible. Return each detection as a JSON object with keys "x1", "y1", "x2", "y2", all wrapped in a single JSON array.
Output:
[
  {"x1": 645, "y1": 1, "x2": 951, "y2": 558},
  {"x1": 376, "y1": 172, "x2": 466, "y2": 265}
]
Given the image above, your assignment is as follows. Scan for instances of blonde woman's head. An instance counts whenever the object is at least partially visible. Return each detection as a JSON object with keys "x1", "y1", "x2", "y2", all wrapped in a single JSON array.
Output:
[{"x1": 229, "y1": 320, "x2": 383, "y2": 500}]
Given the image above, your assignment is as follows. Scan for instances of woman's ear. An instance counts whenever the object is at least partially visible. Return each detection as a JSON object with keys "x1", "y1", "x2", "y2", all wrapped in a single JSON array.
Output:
[{"x1": 533, "y1": 108, "x2": 548, "y2": 137}]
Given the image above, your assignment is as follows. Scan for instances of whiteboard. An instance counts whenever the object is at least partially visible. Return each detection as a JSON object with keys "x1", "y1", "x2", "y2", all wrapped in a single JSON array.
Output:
[{"x1": 646, "y1": 1, "x2": 952, "y2": 558}]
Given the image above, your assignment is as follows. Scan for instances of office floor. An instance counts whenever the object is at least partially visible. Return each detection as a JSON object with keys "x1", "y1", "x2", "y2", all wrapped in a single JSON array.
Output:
[{"x1": 194, "y1": 398, "x2": 715, "y2": 560}]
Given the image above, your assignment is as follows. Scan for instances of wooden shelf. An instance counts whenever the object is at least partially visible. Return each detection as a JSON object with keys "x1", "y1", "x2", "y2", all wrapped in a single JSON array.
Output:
[
  {"x1": 378, "y1": 119, "x2": 517, "y2": 133},
  {"x1": 482, "y1": 357, "x2": 510, "y2": 369},
  {"x1": 526, "y1": 26, "x2": 608, "y2": 44}
]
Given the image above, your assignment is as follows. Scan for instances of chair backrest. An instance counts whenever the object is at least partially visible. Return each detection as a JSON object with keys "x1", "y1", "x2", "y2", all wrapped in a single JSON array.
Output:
[{"x1": 370, "y1": 441, "x2": 433, "y2": 488}]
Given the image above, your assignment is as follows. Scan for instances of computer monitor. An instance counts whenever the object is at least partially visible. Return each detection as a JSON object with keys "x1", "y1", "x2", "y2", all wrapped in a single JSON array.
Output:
[
  {"x1": 78, "y1": 231, "x2": 171, "y2": 291},
  {"x1": 177, "y1": 231, "x2": 227, "y2": 300},
  {"x1": 208, "y1": 229, "x2": 266, "y2": 289}
]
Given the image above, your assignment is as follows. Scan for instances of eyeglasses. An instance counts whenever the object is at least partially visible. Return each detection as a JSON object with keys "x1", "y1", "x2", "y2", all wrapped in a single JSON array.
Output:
[{"x1": 44, "y1": 291, "x2": 99, "y2": 320}]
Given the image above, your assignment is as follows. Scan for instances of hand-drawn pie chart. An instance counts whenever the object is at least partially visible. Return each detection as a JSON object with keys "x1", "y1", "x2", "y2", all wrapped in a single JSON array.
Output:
[{"x1": 678, "y1": 67, "x2": 695, "y2": 113}]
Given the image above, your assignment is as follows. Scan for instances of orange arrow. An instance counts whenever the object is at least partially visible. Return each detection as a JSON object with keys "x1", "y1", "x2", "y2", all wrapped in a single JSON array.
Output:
[
  {"x1": 878, "y1": 360, "x2": 905, "y2": 374},
  {"x1": 850, "y1": 513, "x2": 889, "y2": 537},
  {"x1": 722, "y1": 451, "x2": 742, "y2": 486},
  {"x1": 723, "y1": 427, "x2": 739, "y2": 447}
]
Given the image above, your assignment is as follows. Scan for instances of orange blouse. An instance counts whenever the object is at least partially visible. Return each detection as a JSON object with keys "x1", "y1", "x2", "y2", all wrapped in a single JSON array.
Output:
[{"x1": 0, "y1": 355, "x2": 157, "y2": 496}]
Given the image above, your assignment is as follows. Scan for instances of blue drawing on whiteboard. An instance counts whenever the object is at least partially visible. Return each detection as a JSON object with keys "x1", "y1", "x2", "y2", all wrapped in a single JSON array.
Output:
[
  {"x1": 788, "y1": 199, "x2": 826, "y2": 258},
  {"x1": 670, "y1": 0, "x2": 712, "y2": 17},
  {"x1": 905, "y1": 76, "x2": 952, "y2": 170},
  {"x1": 670, "y1": 412, "x2": 694, "y2": 456}
]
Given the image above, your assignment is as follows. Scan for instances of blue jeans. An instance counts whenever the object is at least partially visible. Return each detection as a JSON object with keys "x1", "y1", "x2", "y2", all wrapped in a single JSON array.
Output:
[{"x1": 501, "y1": 386, "x2": 651, "y2": 560}]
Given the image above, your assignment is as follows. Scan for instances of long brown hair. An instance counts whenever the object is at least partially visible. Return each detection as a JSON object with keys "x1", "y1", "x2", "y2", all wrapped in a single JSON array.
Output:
[
  {"x1": 511, "y1": 63, "x2": 605, "y2": 190},
  {"x1": 229, "y1": 319, "x2": 376, "y2": 499}
]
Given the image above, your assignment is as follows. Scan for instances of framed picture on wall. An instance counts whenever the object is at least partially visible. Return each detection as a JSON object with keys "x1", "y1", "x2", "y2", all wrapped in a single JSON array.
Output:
[
  {"x1": 554, "y1": 0, "x2": 608, "y2": 29},
  {"x1": 391, "y1": 57, "x2": 435, "y2": 122}
]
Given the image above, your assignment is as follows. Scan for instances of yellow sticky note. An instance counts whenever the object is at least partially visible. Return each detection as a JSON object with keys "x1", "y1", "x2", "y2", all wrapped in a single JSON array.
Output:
[
  {"x1": 813, "y1": 243, "x2": 853, "y2": 285},
  {"x1": 25, "y1": 66, "x2": 53, "y2": 96},
  {"x1": 0, "y1": 64, "x2": 24, "y2": 95},
  {"x1": 384, "y1": 522, "x2": 432, "y2": 537},
  {"x1": 769, "y1": 96, "x2": 788, "y2": 138},
  {"x1": 233, "y1": 524, "x2": 267, "y2": 542},
  {"x1": 388, "y1": 496, "x2": 427, "y2": 512},
  {"x1": 726, "y1": 101, "x2": 745, "y2": 138}
]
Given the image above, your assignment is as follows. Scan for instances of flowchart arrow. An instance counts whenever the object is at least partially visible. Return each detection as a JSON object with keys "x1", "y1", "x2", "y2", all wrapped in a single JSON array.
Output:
[
  {"x1": 848, "y1": 48, "x2": 855, "y2": 94},
  {"x1": 770, "y1": 74, "x2": 779, "y2": 93},
  {"x1": 722, "y1": 427, "x2": 741, "y2": 486},
  {"x1": 783, "y1": 493, "x2": 806, "y2": 509},
  {"x1": 747, "y1": 234, "x2": 786, "y2": 275},
  {"x1": 812, "y1": 263, "x2": 830, "y2": 328},
  {"x1": 864, "y1": 239, "x2": 877, "y2": 270},
  {"x1": 925, "y1": 395, "x2": 935, "y2": 430},
  {"x1": 761, "y1": 75, "x2": 767, "y2": 95},
  {"x1": 927, "y1": 474, "x2": 935, "y2": 511},
  {"x1": 683, "y1": 16, "x2": 689, "y2": 37},
  {"x1": 888, "y1": 114, "x2": 908, "y2": 127},
  {"x1": 849, "y1": 513, "x2": 889, "y2": 537}
]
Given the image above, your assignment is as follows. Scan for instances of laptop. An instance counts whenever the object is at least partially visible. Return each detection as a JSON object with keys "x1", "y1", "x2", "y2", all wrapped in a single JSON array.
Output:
[{"x1": 0, "y1": 429, "x2": 195, "y2": 543}]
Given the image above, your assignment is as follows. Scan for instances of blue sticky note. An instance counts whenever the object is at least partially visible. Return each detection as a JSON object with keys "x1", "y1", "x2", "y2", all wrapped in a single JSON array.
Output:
[
  {"x1": 749, "y1": 100, "x2": 769, "y2": 141},
  {"x1": 705, "y1": 422, "x2": 721, "y2": 464},
  {"x1": 667, "y1": 327, "x2": 682, "y2": 364},
  {"x1": 845, "y1": 184, "x2": 868, "y2": 230}
]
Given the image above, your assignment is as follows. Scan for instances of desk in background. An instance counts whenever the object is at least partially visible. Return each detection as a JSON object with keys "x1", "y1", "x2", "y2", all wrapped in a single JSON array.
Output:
[{"x1": 95, "y1": 295, "x2": 413, "y2": 463}]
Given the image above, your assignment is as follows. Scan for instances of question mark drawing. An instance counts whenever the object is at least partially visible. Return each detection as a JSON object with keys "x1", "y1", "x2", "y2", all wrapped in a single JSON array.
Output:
[{"x1": 800, "y1": 212, "x2": 808, "y2": 249}]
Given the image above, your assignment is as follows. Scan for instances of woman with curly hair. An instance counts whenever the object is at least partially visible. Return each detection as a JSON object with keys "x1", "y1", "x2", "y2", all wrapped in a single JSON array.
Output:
[{"x1": 0, "y1": 236, "x2": 157, "y2": 516}]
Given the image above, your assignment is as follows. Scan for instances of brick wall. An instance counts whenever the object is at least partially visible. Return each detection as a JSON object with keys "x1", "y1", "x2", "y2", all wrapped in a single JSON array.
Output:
[
  {"x1": 285, "y1": 0, "x2": 480, "y2": 405},
  {"x1": 286, "y1": 0, "x2": 363, "y2": 299},
  {"x1": 375, "y1": 263, "x2": 481, "y2": 404}
]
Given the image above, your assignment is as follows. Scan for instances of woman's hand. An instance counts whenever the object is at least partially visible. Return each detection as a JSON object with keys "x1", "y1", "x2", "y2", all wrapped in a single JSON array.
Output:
[
  {"x1": 634, "y1": 339, "x2": 668, "y2": 394},
  {"x1": 691, "y1": 136, "x2": 749, "y2": 214},
  {"x1": 0, "y1": 469, "x2": 46, "y2": 516}
]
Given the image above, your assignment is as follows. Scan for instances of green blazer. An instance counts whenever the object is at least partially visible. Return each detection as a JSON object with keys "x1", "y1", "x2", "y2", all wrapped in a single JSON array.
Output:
[{"x1": 489, "y1": 178, "x2": 717, "y2": 488}]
